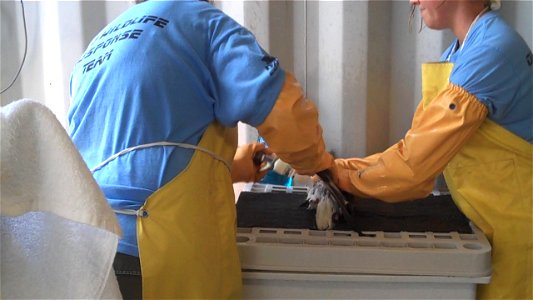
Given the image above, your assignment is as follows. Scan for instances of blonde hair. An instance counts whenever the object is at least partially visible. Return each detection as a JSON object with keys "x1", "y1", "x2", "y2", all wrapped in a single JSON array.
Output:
[{"x1": 408, "y1": 5, "x2": 423, "y2": 33}]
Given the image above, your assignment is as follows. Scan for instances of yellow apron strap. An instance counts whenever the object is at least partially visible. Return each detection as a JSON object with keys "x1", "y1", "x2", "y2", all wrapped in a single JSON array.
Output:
[
  {"x1": 421, "y1": 62, "x2": 453, "y2": 109},
  {"x1": 137, "y1": 123, "x2": 241, "y2": 299}
]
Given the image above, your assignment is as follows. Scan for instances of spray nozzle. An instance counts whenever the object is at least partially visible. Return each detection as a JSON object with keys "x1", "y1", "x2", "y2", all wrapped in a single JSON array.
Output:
[{"x1": 253, "y1": 151, "x2": 295, "y2": 177}]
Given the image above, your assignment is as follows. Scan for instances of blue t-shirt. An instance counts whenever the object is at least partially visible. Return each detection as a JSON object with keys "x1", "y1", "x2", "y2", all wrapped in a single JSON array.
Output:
[
  {"x1": 441, "y1": 11, "x2": 532, "y2": 142},
  {"x1": 68, "y1": 0, "x2": 285, "y2": 256}
]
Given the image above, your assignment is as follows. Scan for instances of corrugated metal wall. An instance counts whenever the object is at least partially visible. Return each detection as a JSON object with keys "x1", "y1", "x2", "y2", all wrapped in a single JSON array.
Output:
[
  {"x1": 237, "y1": 1, "x2": 531, "y2": 157},
  {"x1": 235, "y1": 1, "x2": 449, "y2": 157}
]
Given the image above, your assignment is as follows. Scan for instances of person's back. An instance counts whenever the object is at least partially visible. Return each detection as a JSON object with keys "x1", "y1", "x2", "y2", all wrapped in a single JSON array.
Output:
[{"x1": 69, "y1": 0, "x2": 285, "y2": 258}]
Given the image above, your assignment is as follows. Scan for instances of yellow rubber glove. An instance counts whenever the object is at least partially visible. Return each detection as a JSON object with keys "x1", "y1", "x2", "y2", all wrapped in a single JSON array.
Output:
[
  {"x1": 257, "y1": 72, "x2": 334, "y2": 176},
  {"x1": 334, "y1": 84, "x2": 487, "y2": 202},
  {"x1": 231, "y1": 143, "x2": 271, "y2": 183}
]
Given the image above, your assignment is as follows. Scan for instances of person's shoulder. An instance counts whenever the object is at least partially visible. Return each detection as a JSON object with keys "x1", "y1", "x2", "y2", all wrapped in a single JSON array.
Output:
[
  {"x1": 459, "y1": 11, "x2": 531, "y2": 72},
  {"x1": 141, "y1": 0, "x2": 207, "y2": 8},
  {"x1": 139, "y1": 0, "x2": 223, "y2": 17},
  {"x1": 476, "y1": 12, "x2": 530, "y2": 57}
]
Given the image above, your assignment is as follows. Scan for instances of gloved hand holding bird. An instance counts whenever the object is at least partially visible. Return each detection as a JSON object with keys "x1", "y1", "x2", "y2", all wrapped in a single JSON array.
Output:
[{"x1": 252, "y1": 149, "x2": 353, "y2": 230}]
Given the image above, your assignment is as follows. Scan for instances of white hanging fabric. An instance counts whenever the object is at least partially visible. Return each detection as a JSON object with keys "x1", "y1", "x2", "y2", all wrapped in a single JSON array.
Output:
[{"x1": 1, "y1": 99, "x2": 122, "y2": 299}]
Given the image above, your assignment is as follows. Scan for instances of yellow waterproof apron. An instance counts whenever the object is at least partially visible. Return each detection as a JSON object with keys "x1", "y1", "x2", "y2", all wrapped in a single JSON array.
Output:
[
  {"x1": 424, "y1": 62, "x2": 533, "y2": 299},
  {"x1": 134, "y1": 123, "x2": 241, "y2": 299}
]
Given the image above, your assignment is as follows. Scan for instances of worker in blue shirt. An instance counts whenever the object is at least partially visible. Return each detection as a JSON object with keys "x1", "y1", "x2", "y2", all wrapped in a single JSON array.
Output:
[
  {"x1": 68, "y1": 1, "x2": 333, "y2": 299},
  {"x1": 332, "y1": 0, "x2": 532, "y2": 298}
]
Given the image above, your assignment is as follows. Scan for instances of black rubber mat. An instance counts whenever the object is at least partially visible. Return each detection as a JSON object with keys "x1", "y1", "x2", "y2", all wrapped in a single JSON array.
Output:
[{"x1": 236, "y1": 192, "x2": 472, "y2": 233}]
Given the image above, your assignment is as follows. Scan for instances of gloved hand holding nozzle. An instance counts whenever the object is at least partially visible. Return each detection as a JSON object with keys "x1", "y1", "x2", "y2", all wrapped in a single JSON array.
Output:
[
  {"x1": 253, "y1": 151, "x2": 295, "y2": 177},
  {"x1": 231, "y1": 143, "x2": 273, "y2": 183}
]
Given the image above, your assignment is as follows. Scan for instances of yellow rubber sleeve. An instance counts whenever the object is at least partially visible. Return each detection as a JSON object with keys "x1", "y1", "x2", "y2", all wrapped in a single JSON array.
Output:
[
  {"x1": 335, "y1": 84, "x2": 488, "y2": 202},
  {"x1": 257, "y1": 72, "x2": 333, "y2": 175}
]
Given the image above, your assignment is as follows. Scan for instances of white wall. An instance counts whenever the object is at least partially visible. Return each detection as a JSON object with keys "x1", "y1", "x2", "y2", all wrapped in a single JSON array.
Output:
[{"x1": 1, "y1": 0, "x2": 531, "y2": 155}]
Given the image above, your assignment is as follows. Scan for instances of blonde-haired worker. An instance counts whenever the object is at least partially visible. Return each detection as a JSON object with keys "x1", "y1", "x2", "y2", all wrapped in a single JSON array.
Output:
[{"x1": 334, "y1": 0, "x2": 532, "y2": 298}]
